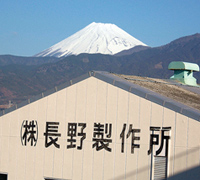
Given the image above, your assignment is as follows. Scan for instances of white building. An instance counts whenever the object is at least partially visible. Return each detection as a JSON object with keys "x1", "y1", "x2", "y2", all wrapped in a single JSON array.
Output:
[{"x1": 0, "y1": 71, "x2": 199, "y2": 180}]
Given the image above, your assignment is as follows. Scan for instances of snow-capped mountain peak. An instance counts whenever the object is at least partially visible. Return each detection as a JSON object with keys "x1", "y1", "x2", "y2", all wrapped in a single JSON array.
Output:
[{"x1": 34, "y1": 22, "x2": 147, "y2": 57}]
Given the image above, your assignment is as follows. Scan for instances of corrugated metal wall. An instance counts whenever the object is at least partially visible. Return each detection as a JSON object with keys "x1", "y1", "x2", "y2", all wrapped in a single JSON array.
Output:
[{"x1": 0, "y1": 76, "x2": 199, "y2": 180}]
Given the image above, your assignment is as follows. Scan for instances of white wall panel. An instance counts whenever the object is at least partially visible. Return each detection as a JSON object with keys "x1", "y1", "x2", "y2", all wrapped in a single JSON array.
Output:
[
  {"x1": 15, "y1": 145, "x2": 26, "y2": 180},
  {"x1": 187, "y1": 147, "x2": 200, "y2": 169},
  {"x1": 82, "y1": 77, "x2": 97, "y2": 180},
  {"x1": 25, "y1": 144, "x2": 36, "y2": 180},
  {"x1": 0, "y1": 137, "x2": 9, "y2": 173},
  {"x1": 82, "y1": 141, "x2": 94, "y2": 180},
  {"x1": 175, "y1": 114, "x2": 188, "y2": 148},
  {"x1": 37, "y1": 97, "x2": 48, "y2": 139},
  {"x1": 140, "y1": 98, "x2": 151, "y2": 146},
  {"x1": 55, "y1": 88, "x2": 67, "y2": 138},
  {"x1": 53, "y1": 140, "x2": 65, "y2": 179},
  {"x1": 8, "y1": 137, "x2": 17, "y2": 180},
  {"x1": 151, "y1": 102, "x2": 163, "y2": 127},
  {"x1": 113, "y1": 143, "x2": 127, "y2": 179},
  {"x1": 173, "y1": 147, "x2": 187, "y2": 174},
  {"x1": 137, "y1": 145, "x2": 151, "y2": 180},
  {"x1": 163, "y1": 108, "x2": 176, "y2": 177},
  {"x1": 34, "y1": 138, "x2": 45, "y2": 180}
]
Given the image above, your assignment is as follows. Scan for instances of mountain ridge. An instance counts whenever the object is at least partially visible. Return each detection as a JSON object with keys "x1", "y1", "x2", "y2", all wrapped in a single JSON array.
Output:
[
  {"x1": 34, "y1": 22, "x2": 147, "y2": 57},
  {"x1": 0, "y1": 33, "x2": 200, "y2": 107}
]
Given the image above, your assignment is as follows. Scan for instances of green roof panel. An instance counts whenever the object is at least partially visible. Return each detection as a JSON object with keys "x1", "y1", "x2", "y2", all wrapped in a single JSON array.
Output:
[{"x1": 168, "y1": 61, "x2": 199, "y2": 71}]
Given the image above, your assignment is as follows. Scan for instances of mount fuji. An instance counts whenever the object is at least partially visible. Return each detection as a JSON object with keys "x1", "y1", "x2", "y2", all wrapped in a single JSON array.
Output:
[{"x1": 34, "y1": 22, "x2": 147, "y2": 58}]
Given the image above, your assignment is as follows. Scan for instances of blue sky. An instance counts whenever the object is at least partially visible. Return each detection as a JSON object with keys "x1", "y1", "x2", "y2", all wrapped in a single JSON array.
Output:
[{"x1": 0, "y1": 0, "x2": 200, "y2": 56}]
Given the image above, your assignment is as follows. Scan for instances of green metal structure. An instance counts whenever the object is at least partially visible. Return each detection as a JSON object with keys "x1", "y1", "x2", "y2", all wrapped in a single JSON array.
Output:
[{"x1": 168, "y1": 61, "x2": 199, "y2": 86}]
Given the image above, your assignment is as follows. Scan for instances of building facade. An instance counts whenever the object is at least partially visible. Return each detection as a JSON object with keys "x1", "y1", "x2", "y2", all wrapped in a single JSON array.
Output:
[{"x1": 0, "y1": 71, "x2": 200, "y2": 180}]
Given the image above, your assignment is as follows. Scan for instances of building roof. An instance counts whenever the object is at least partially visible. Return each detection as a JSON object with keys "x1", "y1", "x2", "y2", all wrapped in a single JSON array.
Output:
[
  {"x1": 0, "y1": 71, "x2": 200, "y2": 121},
  {"x1": 114, "y1": 74, "x2": 200, "y2": 111}
]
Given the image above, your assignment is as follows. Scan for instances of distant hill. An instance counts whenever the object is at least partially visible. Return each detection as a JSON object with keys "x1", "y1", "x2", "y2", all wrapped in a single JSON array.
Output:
[
  {"x1": 116, "y1": 33, "x2": 200, "y2": 78},
  {"x1": 0, "y1": 55, "x2": 59, "y2": 66},
  {"x1": 0, "y1": 33, "x2": 200, "y2": 106},
  {"x1": 115, "y1": 45, "x2": 151, "y2": 56}
]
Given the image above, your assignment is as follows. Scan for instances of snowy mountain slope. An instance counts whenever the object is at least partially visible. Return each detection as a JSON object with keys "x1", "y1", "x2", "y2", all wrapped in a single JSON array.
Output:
[{"x1": 34, "y1": 22, "x2": 147, "y2": 58}]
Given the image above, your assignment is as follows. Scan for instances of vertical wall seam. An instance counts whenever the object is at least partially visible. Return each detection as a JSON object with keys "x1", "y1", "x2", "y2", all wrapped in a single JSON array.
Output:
[
  {"x1": 43, "y1": 97, "x2": 48, "y2": 178},
  {"x1": 24, "y1": 100, "x2": 32, "y2": 180},
  {"x1": 136, "y1": 97, "x2": 141, "y2": 180},
  {"x1": 61, "y1": 88, "x2": 68, "y2": 179},
  {"x1": 149, "y1": 102, "x2": 153, "y2": 180},
  {"x1": 138, "y1": 97, "x2": 141, "y2": 128},
  {"x1": 81, "y1": 79, "x2": 88, "y2": 180},
  {"x1": 186, "y1": 117, "x2": 189, "y2": 169},
  {"x1": 71, "y1": 84, "x2": 78, "y2": 180},
  {"x1": 14, "y1": 107, "x2": 20, "y2": 180},
  {"x1": 113, "y1": 88, "x2": 119, "y2": 180},
  {"x1": 52, "y1": 92, "x2": 58, "y2": 177},
  {"x1": 162, "y1": 106, "x2": 164, "y2": 127},
  {"x1": 124, "y1": 92, "x2": 130, "y2": 180},
  {"x1": 33, "y1": 101, "x2": 39, "y2": 180},
  {"x1": 24, "y1": 129, "x2": 27, "y2": 180},
  {"x1": 172, "y1": 113, "x2": 177, "y2": 175},
  {"x1": 199, "y1": 145, "x2": 200, "y2": 166},
  {"x1": 91, "y1": 79, "x2": 98, "y2": 180},
  {"x1": 102, "y1": 83, "x2": 108, "y2": 180},
  {"x1": 0, "y1": 110, "x2": 3, "y2": 172}
]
